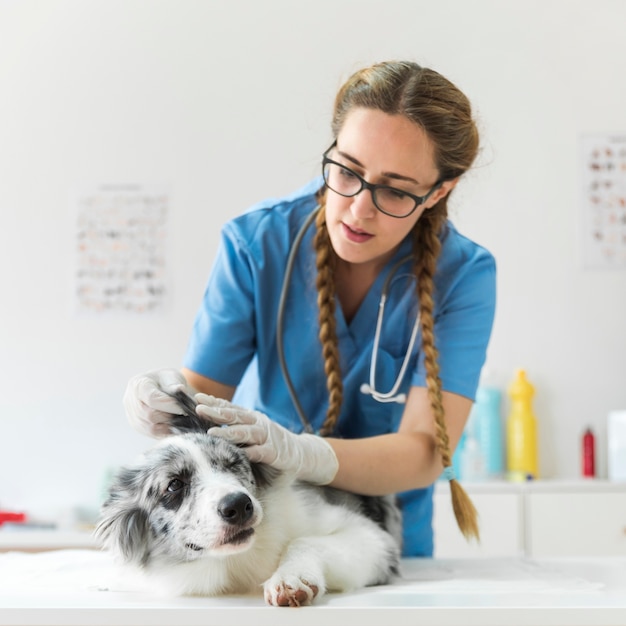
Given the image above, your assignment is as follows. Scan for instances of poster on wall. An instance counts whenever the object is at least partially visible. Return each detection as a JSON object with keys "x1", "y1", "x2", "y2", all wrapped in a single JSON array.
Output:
[
  {"x1": 580, "y1": 133, "x2": 626, "y2": 269},
  {"x1": 74, "y1": 184, "x2": 170, "y2": 314}
]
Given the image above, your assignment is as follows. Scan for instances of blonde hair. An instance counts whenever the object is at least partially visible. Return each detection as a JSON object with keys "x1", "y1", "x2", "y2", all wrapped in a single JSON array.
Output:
[{"x1": 313, "y1": 60, "x2": 480, "y2": 541}]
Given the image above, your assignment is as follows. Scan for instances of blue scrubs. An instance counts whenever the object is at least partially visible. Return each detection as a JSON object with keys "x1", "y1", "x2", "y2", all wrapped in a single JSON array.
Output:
[{"x1": 184, "y1": 178, "x2": 496, "y2": 557}]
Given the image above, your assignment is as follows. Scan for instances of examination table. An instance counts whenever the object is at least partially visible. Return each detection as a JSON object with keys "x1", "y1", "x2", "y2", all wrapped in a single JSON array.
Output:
[{"x1": 1, "y1": 549, "x2": 626, "y2": 626}]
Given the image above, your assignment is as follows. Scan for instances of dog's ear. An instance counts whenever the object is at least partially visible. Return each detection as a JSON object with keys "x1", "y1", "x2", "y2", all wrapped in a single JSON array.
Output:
[
  {"x1": 95, "y1": 467, "x2": 153, "y2": 566},
  {"x1": 166, "y1": 389, "x2": 220, "y2": 434},
  {"x1": 96, "y1": 505, "x2": 152, "y2": 566},
  {"x1": 251, "y1": 462, "x2": 282, "y2": 490}
]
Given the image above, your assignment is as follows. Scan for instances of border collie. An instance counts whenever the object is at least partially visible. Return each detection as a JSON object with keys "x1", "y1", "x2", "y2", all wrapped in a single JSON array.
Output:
[{"x1": 96, "y1": 391, "x2": 402, "y2": 606}]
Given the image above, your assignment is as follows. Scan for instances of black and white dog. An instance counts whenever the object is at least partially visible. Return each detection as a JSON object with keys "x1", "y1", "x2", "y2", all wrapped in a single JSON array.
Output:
[{"x1": 96, "y1": 391, "x2": 402, "y2": 606}]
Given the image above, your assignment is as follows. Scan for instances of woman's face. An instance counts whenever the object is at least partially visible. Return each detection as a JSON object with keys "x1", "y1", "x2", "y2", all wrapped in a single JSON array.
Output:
[{"x1": 325, "y1": 107, "x2": 454, "y2": 272}]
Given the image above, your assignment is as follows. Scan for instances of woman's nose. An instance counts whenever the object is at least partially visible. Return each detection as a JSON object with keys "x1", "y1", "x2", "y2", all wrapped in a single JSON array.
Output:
[{"x1": 350, "y1": 188, "x2": 378, "y2": 219}]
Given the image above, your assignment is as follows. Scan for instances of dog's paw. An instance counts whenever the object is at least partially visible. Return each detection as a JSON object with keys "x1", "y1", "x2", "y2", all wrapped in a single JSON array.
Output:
[{"x1": 263, "y1": 574, "x2": 320, "y2": 607}]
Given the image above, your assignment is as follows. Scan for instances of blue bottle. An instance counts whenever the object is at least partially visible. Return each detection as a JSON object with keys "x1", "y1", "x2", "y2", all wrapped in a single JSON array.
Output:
[
  {"x1": 451, "y1": 429, "x2": 466, "y2": 481},
  {"x1": 461, "y1": 410, "x2": 486, "y2": 481},
  {"x1": 474, "y1": 386, "x2": 504, "y2": 479}
]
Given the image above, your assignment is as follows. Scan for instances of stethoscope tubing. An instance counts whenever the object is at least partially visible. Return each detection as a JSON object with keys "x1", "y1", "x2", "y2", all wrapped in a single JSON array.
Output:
[
  {"x1": 276, "y1": 206, "x2": 321, "y2": 434},
  {"x1": 362, "y1": 253, "x2": 420, "y2": 404}
]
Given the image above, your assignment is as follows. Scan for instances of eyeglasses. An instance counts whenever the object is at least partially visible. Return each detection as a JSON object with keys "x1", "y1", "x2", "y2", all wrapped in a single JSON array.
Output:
[{"x1": 322, "y1": 143, "x2": 442, "y2": 218}]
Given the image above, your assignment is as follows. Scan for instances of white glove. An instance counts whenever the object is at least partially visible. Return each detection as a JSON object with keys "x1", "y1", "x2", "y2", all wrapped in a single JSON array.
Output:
[
  {"x1": 195, "y1": 394, "x2": 339, "y2": 485},
  {"x1": 123, "y1": 369, "x2": 194, "y2": 438}
]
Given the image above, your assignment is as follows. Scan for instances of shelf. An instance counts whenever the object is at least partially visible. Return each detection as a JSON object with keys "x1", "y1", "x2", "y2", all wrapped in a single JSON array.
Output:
[{"x1": 0, "y1": 529, "x2": 98, "y2": 552}]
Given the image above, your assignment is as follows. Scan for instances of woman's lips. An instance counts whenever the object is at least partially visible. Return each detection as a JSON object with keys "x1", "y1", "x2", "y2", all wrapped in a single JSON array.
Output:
[{"x1": 342, "y1": 222, "x2": 373, "y2": 243}]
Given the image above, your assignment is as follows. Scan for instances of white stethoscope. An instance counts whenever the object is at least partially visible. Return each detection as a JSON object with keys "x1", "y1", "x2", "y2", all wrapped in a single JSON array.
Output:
[{"x1": 277, "y1": 206, "x2": 420, "y2": 434}]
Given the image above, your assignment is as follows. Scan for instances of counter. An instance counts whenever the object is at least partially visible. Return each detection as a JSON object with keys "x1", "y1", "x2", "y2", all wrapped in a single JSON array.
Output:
[
  {"x1": 0, "y1": 529, "x2": 97, "y2": 552},
  {"x1": 1, "y1": 549, "x2": 626, "y2": 625}
]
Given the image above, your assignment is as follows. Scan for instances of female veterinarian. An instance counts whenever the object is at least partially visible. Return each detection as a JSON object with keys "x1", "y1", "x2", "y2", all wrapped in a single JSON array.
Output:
[{"x1": 124, "y1": 60, "x2": 496, "y2": 557}]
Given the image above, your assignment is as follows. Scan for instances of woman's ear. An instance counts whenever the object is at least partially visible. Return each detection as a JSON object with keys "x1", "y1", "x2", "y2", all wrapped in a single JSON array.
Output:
[{"x1": 425, "y1": 177, "x2": 459, "y2": 209}]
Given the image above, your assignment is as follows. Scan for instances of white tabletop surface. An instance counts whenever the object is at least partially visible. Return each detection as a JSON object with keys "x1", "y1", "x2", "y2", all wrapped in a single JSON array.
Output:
[{"x1": 1, "y1": 549, "x2": 625, "y2": 626}]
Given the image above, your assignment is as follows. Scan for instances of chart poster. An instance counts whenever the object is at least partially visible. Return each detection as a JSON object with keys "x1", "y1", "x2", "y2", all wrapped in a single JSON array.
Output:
[
  {"x1": 580, "y1": 133, "x2": 626, "y2": 269},
  {"x1": 74, "y1": 184, "x2": 170, "y2": 314}
]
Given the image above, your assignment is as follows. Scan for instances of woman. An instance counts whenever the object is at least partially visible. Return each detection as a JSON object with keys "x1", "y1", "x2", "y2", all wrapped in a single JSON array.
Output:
[{"x1": 124, "y1": 60, "x2": 496, "y2": 557}]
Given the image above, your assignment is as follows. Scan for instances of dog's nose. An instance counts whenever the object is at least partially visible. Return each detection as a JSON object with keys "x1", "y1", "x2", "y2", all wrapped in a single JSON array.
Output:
[{"x1": 218, "y1": 492, "x2": 254, "y2": 525}]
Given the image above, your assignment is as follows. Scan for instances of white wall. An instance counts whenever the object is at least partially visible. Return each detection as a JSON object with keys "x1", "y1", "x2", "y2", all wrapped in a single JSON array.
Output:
[{"x1": 1, "y1": 0, "x2": 625, "y2": 521}]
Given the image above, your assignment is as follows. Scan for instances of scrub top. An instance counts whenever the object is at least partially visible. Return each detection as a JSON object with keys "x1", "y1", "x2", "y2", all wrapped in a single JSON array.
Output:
[{"x1": 184, "y1": 177, "x2": 497, "y2": 557}]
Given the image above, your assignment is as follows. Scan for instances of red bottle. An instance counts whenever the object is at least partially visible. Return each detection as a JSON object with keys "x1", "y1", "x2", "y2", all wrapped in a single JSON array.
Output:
[{"x1": 582, "y1": 428, "x2": 595, "y2": 478}]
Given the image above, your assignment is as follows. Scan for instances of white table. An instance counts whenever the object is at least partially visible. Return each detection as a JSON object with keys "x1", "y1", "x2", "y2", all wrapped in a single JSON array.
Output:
[{"x1": 1, "y1": 549, "x2": 625, "y2": 625}]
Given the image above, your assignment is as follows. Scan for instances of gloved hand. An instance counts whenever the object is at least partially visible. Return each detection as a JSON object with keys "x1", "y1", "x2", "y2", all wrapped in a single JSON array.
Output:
[
  {"x1": 195, "y1": 394, "x2": 339, "y2": 485},
  {"x1": 124, "y1": 369, "x2": 194, "y2": 438}
]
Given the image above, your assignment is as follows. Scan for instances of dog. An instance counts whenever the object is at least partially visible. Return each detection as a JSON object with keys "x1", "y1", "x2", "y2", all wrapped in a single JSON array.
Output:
[{"x1": 95, "y1": 391, "x2": 402, "y2": 606}]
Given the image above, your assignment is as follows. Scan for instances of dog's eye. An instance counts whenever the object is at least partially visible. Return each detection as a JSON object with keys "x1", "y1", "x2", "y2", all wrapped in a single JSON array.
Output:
[{"x1": 167, "y1": 478, "x2": 185, "y2": 492}]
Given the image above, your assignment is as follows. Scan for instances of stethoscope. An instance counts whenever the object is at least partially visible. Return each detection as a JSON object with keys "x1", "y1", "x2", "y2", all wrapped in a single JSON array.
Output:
[{"x1": 277, "y1": 206, "x2": 420, "y2": 434}]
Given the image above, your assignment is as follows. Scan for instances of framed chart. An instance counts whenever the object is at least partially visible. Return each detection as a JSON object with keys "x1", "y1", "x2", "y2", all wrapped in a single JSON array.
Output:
[
  {"x1": 74, "y1": 184, "x2": 170, "y2": 314},
  {"x1": 580, "y1": 133, "x2": 626, "y2": 269}
]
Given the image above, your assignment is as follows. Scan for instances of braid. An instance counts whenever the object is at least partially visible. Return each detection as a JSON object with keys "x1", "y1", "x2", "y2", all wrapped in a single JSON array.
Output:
[
  {"x1": 414, "y1": 214, "x2": 479, "y2": 541},
  {"x1": 413, "y1": 222, "x2": 449, "y2": 465},
  {"x1": 312, "y1": 204, "x2": 343, "y2": 436}
]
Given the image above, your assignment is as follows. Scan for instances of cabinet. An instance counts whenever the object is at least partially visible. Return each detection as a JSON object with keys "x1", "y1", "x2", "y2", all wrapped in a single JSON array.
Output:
[
  {"x1": 526, "y1": 486, "x2": 626, "y2": 557},
  {"x1": 433, "y1": 480, "x2": 626, "y2": 558},
  {"x1": 434, "y1": 483, "x2": 524, "y2": 558}
]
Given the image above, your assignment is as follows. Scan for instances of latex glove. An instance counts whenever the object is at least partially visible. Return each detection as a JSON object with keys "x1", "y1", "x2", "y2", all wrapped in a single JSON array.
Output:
[
  {"x1": 195, "y1": 394, "x2": 339, "y2": 485},
  {"x1": 124, "y1": 369, "x2": 194, "y2": 438}
]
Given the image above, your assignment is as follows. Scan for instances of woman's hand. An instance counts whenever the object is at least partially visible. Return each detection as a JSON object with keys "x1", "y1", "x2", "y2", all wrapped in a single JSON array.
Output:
[
  {"x1": 195, "y1": 394, "x2": 339, "y2": 485},
  {"x1": 123, "y1": 369, "x2": 194, "y2": 438}
]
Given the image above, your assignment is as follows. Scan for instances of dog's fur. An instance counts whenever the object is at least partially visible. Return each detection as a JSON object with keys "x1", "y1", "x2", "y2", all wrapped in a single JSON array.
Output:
[{"x1": 96, "y1": 392, "x2": 402, "y2": 606}]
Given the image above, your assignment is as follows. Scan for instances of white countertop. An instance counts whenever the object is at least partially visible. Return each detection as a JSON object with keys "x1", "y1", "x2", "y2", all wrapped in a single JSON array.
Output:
[
  {"x1": 1, "y1": 549, "x2": 625, "y2": 626},
  {"x1": 0, "y1": 529, "x2": 97, "y2": 552}
]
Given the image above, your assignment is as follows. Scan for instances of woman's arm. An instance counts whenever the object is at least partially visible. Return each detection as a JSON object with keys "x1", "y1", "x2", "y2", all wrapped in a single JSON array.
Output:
[
  {"x1": 181, "y1": 367, "x2": 236, "y2": 402},
  {"x1": 192, "y1": 380, "x2": 472, "y2": 494},
  {"x1": 325, "y1": 386, "x2": 472, "y2": 495}
]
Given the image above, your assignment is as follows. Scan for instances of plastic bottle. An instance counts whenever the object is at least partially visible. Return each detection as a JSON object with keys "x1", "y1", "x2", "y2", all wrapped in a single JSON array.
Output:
[
  {"x1": 451, "y1": 429, "x2": 466, "y2": 481},
  {"x1": 582, "y1": 428, "x2": 596, "y2": 478},
  {"x1": 460, "y1": 410, "x2": 486, "y2": 482},
  {"x1": 474, "y1": 385, "x2": 504, "y2": 479},
  {"x1": 506, "y1": 369, "x2": 539, "y2": 480}
]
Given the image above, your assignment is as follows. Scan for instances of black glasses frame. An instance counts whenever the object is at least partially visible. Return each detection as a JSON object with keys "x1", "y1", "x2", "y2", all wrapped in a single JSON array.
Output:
[{"x1": 322, "y1": 143, "x2": 443, "y2": 218}]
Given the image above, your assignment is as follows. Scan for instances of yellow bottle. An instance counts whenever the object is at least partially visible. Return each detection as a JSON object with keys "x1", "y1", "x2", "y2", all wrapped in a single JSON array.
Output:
[{"x1": 506, "y1": 369, "x2": 539, "y2": 480}]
